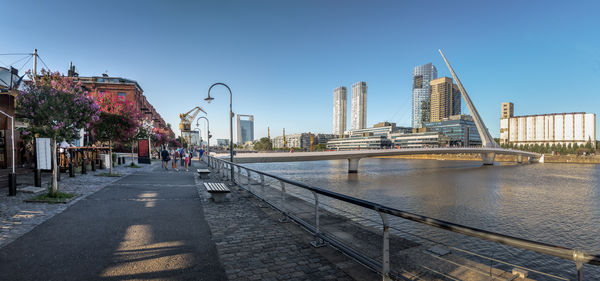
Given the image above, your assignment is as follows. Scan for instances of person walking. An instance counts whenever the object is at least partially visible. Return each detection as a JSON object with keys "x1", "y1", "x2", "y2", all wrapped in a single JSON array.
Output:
[
  {"x1": 172, "y1": 149, "x2": 179, "y2": 171},
  {"x1": 184, "y1": 149, "x2": 190, "y2": 172},
  {"x1": 179, "y1": 147, "x2": 185, "y2": 167},
  {"x1": 161, "y1": 147, "x2": 170, "y2": 170}
]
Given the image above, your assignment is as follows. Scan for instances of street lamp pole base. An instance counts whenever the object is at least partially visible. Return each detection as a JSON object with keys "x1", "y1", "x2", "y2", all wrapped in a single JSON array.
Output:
[{"x1": 8, "y1": 173, "x2": 17, "y2": 196}]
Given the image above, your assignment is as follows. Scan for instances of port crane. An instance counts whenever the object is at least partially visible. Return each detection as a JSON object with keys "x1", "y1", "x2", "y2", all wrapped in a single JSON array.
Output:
[{"x1": 179, "y1": 106, "x2": 207, "y2": 147}]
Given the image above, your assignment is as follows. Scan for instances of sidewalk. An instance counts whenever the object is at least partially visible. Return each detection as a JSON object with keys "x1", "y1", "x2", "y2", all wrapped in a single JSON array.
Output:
[{"x1": 0, "y1": 160, "x2": 373, "y2": 280}]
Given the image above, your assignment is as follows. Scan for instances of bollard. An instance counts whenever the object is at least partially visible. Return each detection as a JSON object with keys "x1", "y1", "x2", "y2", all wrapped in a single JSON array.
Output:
[
  {"x1": 91, "y1": 160, "x2": 96, "y2": 171},
  {"x1": 69, "y1": 163, "x2": 74, "y2": 177},
  {"x1": 8, "y1": 173, "x2": 17, "y2": 196},
  {"x1": 57, "y1": 167, "x2": 61, "y2": 181},
  {"x1": 34, "y1": 169, "x2": 42, "y2": 187},
  {"x1": 81, "y1": 159, "x2": 87, "y2": 174},
  {"x1": 117, "y1": 157, "x2": 122, "y2": 165}
]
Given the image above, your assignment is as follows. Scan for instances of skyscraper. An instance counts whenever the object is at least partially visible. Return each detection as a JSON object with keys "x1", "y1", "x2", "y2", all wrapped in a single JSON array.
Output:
[
  {"x1": 351, "y1": 81, "x2": 367, "y2": 130},
  {"x1": 236, "y1": 114, "x2": 254, "y2": 144},
  {"x1": 332, "y1": 86, "x2": 347, "y2": 136},
  {"x1": 429, "y1": 77, "x2": 461, "y2": 122},
  {"x1": 412, "y1": 63, "x2": 437, "y2": 128}
]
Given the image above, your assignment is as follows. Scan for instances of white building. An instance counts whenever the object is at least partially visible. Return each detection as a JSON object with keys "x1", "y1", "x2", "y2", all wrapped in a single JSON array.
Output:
[
  {"x1": 350, "y1": 81, "x2": 367, "y2": 130},
  {"x1": 499, "y1": 103, "x2": 596, "y2": 148},
  {"x1": 332, "y1": 86, "x2": 347, "y2": 136}
]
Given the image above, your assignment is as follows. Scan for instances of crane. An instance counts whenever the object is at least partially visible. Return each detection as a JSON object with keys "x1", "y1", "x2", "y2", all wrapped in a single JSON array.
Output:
[{"x1": 179, "y1": 106, "x2": 207, "y2": 147}]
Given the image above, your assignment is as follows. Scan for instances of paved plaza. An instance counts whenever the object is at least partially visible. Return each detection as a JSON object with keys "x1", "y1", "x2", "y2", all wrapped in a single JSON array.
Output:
[{"x1": 0, "y1": 160, "x2": 374, "y2": 281}]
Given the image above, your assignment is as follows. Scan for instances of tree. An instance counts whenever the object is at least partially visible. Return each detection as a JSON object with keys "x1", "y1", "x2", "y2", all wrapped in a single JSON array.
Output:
[
  {"x1": 253, "y1": 137, "x2": 273, "y2": 151},
  {"x1": 17, "y1": 70, "x2": 100, "y2": 195},
  {"x1": 91, "y1": 92, "x2": 140, "y2": 174}
]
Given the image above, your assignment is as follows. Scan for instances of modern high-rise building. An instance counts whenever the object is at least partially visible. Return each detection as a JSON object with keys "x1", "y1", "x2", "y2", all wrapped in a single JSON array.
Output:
[
  {"x1": 351, "y1": 81, "x2": 367, "y2": 130},
  {"x1": 236, "y1": 114, "x2": 254, "y2": 144},
  {"x1": 412, "y1": 63, "x2": 437, "y2": 128},
  {"x1": 429, "y1": 77, "x2": 461, "y2": 122},
  {"x1": 332, "y1": 86, "x2": 347, "y2": 136}
]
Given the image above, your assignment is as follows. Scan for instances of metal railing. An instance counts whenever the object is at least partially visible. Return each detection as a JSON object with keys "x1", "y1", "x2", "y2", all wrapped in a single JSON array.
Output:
[{"x1": 204, "y1": 155, "x2": 600, "y2": 280}]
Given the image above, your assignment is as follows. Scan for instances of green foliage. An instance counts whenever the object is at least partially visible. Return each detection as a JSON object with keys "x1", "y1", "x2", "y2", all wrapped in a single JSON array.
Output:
[
  {"x1": 95, "y1": 173, "x2": 122, "y2": 177},
  {"x1": 253, "y1": 137, "x2": 273, "y2": 151},
  {"x1": 29, "y1": 191, "x2": 76, "y2": 204}
]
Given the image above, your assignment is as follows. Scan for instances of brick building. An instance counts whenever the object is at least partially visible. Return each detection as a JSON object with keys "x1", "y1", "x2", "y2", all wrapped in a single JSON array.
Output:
[{"x1": 73, "y1": 73, "x2": 171, "y2": 136}]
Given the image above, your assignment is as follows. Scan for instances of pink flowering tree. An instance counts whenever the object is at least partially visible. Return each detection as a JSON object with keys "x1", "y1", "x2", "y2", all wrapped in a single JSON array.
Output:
[
  {"x1": 91, "y1": 92, "x2": 141, "y2": 174},
  {"x1": 17, "y1": 70, "x2": 100, "y2": 195}
]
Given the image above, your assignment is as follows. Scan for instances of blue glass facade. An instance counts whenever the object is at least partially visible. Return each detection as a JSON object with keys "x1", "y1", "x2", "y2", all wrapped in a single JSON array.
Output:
[
  {"x1": 412, "y1": 63, "x2": 437, "y2": 128},
  {"x1": 423, "y1": 115, "x2": 481, "y2": 146}
]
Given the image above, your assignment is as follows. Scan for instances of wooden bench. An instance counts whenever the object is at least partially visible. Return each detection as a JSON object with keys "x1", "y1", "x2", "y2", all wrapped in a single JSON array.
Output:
[
  {"x1": 203, "y1": 182, "x2": 230, "y2": 202},
  {"x1": 197, "y1": 168, "x2": 211, "y2": 178}
]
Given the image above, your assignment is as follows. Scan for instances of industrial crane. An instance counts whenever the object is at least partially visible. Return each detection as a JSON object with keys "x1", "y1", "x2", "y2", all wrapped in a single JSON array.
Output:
[{"x1": 179, "y1": 106, "x2": 207, "y2": 146}]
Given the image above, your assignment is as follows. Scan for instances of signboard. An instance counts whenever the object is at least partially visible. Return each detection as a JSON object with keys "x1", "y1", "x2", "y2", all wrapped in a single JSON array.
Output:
[
  {"x1": 138, "y1": 139, "x2": 149, "y2": 158},
  {"x1": 36, "y1": 138, "x2": 52, "y2": 170}
]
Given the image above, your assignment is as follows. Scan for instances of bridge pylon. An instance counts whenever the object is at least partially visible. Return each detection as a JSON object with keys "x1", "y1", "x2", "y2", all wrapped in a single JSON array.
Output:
[{"x1": 439, "y1": 50, "x2": 499, "y2": 164}]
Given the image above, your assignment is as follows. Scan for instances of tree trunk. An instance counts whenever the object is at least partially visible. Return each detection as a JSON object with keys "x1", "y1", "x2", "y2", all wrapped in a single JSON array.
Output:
[
  {"x1": 109, "y1": 140, "x2": 113, "y2": 175},
  {"x1": 51, "y1": 138, "x2": 58, "y2": 195}
]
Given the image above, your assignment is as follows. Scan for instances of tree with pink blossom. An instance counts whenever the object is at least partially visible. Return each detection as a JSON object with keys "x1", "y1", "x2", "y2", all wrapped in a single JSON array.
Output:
[
  {"x1": 91, "y1": 92, "x2": 141, "y2": 174},
  {"x1": 17, "y1": 70, "x2": 100, "y2": 195}
]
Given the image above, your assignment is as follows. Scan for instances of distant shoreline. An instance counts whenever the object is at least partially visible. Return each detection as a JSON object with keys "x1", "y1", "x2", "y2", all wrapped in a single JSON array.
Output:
[{"x1": 378, "y1": 153, "x2": 600, "y2": 164}]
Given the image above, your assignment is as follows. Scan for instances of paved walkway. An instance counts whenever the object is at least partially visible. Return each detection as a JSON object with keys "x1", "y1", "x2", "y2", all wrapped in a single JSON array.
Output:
[
  {"x1": 0, "y1": 161, "x2": 372, "y2": 280},
  {"x1": 0, "y1": 164, "x2": 227, "y2": 280}
]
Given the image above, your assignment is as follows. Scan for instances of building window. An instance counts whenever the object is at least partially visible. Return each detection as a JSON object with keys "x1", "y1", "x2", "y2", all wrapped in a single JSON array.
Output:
[{"x1": 118, "y1": 92, "x2": 126, "y2": 100}]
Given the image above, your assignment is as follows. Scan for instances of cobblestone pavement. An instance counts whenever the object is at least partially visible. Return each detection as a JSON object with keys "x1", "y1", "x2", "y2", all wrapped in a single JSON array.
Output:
[
  {"x1": 0, "y1": 160, "x2": 155, "y2": 249},
  {"x1": 196, "y1": 164, "x2": 378, "y2": 281}
]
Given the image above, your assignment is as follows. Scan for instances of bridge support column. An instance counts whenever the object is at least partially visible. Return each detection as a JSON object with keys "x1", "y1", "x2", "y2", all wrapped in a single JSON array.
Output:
[
  {"x1": 348, "y1": 158, "x2": 360, "y2": 173},
  {"x1": 517, "y1": 155, "x2": 523, "y2": 163},
  {"x1": 480, "y1": 153, "x2": 495, "y2": 165}
]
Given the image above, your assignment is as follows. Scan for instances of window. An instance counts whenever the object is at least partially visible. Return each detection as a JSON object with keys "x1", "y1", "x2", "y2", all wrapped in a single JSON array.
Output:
[{"x1": 118, "y1": 92, "x2": 126, "y2": 100}]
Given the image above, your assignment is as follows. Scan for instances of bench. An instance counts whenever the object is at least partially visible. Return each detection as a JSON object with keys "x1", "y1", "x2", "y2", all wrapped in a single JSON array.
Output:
[
  {"x1": 197, "y1": 168, "x2": 211, "y2": 178},
  {"x1": 203, "y1": 182, "x2": 230, "y2": 202}
]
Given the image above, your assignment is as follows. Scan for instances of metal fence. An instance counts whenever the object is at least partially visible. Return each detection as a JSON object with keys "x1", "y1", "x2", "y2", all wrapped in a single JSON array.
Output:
[{"x1": 204, "y1": 155, "x2": 600, "y2": 281}]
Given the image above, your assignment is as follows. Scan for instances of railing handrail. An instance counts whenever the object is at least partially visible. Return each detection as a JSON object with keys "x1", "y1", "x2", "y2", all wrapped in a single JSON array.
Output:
[{"x1": 207, "y1": 155, "x2": 600, "y2": 267}]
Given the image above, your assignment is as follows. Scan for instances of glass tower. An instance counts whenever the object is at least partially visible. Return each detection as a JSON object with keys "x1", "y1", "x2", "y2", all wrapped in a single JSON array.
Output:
[
  {"x1": 351, "y1": 81, "x2": 367, "y2": 130},
  {"x1": 412, "y1": 63, "x2": 437, "y2": 128},
  {"x1": 332, "y1": 86, "x2": 347, "y2": 136},
  {"x1": 236, "y1": 114, "x2": 254, "y2": 144}
]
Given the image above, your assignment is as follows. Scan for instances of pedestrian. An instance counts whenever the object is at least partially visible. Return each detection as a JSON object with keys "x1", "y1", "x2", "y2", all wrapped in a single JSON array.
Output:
[
  {"x1": 173, "y1": 149, "x2": 179, "y2": 171},
  {"x1": 179, "y1": 148, "x2": 185, "y2": 166},
  {"x1": 184, "y1": 149, "x2": 190, "y2": 172},
  {"x1": 161, "y1": 147, "x2": 170, "y2": 170},
  {"x1": 199, "y1": 147, "x2": 204, "y2": 159}
]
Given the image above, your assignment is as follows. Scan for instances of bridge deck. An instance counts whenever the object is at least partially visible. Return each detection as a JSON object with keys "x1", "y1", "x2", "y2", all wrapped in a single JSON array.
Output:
[{"x1": 223, "y1": 148, "x2": 539, "y2": 164}]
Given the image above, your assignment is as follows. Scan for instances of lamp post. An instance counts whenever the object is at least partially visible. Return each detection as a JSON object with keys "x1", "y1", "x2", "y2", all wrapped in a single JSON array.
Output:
[
  {"x1": 205, "y1": 83, "x2": 233, "y2": 181},
  {"x1": 196, "y1": 116, "x2": 210, "y2": 156}
]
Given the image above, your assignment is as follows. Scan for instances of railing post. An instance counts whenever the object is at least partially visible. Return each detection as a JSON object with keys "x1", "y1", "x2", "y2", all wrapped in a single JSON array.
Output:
[
  {"x1": 310, "y1": 191, "x2": 325, "y2": 248},
  {"x1": 574, "y1": 250, "x2": 584, "y2": 281},
  {"x1": 377, "y1": 211, "x2": 391, "y2": 281},
  {"x1": 278, "y1": 181, "x2": 289, "y2": 223}
]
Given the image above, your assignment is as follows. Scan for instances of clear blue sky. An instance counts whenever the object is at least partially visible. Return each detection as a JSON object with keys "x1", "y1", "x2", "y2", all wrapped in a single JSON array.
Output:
[{"x1": 2, "y1": 0, "x2": 599, "y2": 141}]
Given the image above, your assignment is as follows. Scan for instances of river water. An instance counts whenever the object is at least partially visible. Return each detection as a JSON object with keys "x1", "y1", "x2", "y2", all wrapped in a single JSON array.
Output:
[{"x1": 245, "y1": 158, "x2": 600, "y2": 280}]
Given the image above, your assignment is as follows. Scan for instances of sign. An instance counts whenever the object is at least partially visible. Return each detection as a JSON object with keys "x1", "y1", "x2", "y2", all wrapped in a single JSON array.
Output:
[
  {"x1": 138, "y1": 139, "x2": 149, "y2": 158},
  {"x1": 36, "y1": 138, "x2": 52, "y2": 170}
]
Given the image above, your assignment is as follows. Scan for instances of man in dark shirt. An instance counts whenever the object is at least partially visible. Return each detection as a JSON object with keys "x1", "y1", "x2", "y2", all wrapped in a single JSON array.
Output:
[{"x1": 161, "y1": 147, "x2": 170, "y2": 170}]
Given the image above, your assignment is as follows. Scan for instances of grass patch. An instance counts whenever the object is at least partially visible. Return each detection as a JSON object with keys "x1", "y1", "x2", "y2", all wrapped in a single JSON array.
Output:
[
  {"x1": 127, "y1": 163, "x2": 141, "y2": 168},
  {"x1": 27, "y1": 192, "x2": 77, "y2": 204},
  {"x1": 95, "y1": 173, "x2": 122, "y2": 177}
]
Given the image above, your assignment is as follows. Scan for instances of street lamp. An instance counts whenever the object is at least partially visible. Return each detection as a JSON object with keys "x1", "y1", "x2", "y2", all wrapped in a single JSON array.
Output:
[
  {"x1": 196, "y1": 116, "x2": 210, "y2": 156},
  {"x1": 205, "y1": 82, "x2": 234, "y2": 181}
]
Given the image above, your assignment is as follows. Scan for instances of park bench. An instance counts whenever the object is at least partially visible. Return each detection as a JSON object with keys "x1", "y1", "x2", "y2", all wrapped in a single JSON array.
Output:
[
  {"x1": 203, "y1": 182, "x2": 230, "y2": 202},
  {"x1": 197, "y1": 168, "x2": 211, "y2": 178}
]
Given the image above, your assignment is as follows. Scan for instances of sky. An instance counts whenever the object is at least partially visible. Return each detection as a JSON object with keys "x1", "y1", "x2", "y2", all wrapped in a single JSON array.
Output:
[{"x1": 2, "y1": 0, "x2": 600, "y2": 141}]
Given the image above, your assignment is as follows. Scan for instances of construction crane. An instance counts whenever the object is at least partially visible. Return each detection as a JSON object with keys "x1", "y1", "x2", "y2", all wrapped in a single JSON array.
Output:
[{"x1": 179, "y1": 106, "x2": 207, "y2": 147}]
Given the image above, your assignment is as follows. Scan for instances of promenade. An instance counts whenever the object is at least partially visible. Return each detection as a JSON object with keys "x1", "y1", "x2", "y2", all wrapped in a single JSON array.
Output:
[{"x1": 0, "y1": 160, "x2": 375, "y2": 281}]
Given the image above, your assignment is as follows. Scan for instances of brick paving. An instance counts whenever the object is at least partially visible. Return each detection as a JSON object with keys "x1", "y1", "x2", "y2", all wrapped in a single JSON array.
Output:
[
  {"x1": 196, "y1": 166, "x2": 377, "y2": 281},
  {"x1": 0, "y1": 158, "x2": 154, "y2": 249}
]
